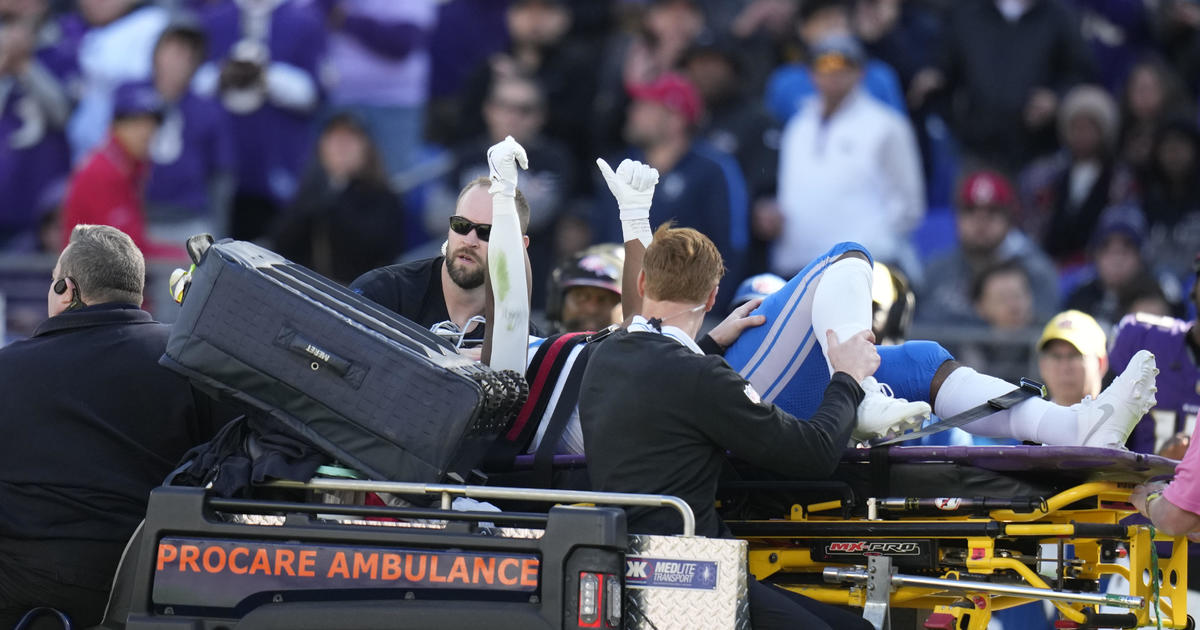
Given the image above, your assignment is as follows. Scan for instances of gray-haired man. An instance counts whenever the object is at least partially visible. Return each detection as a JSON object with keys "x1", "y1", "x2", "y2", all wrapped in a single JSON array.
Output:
[{"x1": 0, "y1": 225, "x2": 232, "y2": 627}]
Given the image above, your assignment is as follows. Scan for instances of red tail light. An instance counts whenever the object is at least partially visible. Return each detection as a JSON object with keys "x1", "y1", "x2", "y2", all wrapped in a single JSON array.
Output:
[{"x1": 578, "y1": 571, "x2": 621, "y2": 628}]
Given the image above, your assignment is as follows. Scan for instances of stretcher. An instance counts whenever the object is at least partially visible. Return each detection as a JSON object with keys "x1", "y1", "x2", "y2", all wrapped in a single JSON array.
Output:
[
  {"x1": 101, "y1": 444, "x2": 1185, "y2": 629},
  {"x1": 717, "y1": 445, "x2": 1189, "y2": 629}
]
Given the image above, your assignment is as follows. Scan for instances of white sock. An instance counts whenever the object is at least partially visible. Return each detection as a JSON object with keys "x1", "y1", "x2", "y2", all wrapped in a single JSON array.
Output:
[
  {"x1": 933, "y1": 366, "x2": 1077, "y2": 445},
  {"x1": 811, "y1": 257, "x2": 874, "y2": 377}
]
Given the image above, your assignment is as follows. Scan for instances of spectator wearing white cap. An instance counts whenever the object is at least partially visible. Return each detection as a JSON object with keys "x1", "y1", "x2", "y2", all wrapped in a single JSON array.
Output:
[{"x1": 773, "y1": 34, "x2": 923, "y2": 280}]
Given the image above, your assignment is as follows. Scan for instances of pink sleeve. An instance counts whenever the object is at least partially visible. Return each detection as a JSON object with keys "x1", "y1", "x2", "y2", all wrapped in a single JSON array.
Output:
[{"x1": 1163, "y1": 424, "x2": 1200, "y2": 516}]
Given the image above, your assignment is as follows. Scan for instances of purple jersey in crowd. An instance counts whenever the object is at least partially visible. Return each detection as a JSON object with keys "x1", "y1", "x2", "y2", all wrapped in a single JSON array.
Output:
[
  {"x1": 200, "y1": 0, "x2": 326, "y2": 202},
  {"x1": 0, "y1": 22, "x2": 77, "y2": 245},
  {"x1": 145, "y1": 92, "x2": 236, "y2": 216},
  {"x1": 1112, "y1": 313, "x2": 1200, "y2": 455}
]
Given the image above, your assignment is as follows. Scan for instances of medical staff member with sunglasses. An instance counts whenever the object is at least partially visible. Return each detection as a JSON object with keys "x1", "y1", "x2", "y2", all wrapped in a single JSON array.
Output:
[{"x1": 350, "y1": 144, "x2": 539, "y2": 355}]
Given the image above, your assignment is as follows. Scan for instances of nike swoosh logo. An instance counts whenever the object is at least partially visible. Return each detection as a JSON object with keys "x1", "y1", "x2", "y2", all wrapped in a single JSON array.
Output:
[{"x1": 1081, "y1": 403, "x2": 1117, "y2": 445}]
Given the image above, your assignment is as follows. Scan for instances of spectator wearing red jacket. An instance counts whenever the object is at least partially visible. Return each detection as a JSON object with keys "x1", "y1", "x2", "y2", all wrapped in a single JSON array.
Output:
[{"x1": 61, "y1": 81, "x2": 185, "y2": 259}]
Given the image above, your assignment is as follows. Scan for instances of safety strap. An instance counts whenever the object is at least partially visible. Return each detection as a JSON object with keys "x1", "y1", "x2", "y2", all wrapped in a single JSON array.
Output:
[
  {"x1": 869, "y1": 444, "x2": 890, "y2": 497},
  {"x1": 531, "y1": 343, "x2": 596, "y2": 487},
  {"x1": 868, "y1": 378, "x2": 1047, "y2": 447},
  {"x1": 483, "y1": 332, "x2": 589, "y2": 470},
  {"x1": 506, "y1": 332, "x2": 589, "y2": 443}
]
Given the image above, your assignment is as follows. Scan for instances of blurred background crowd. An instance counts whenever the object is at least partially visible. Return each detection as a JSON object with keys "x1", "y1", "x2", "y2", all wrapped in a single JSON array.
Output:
[{"x1": 0, "y1": 0, "x2": 1198, "y2": 383}]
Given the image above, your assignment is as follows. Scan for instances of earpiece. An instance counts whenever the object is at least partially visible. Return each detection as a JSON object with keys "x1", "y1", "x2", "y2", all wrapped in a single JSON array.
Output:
[
  {"x1": 54, "y1": 276, "x2": 85, "y2": 310},
  {"x1": 441, "y1": 240, "x2": 448, "y2": 256}
]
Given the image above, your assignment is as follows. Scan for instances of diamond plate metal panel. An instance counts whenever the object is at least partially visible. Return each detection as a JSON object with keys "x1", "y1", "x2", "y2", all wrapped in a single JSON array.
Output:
[{"x1": 625, "y1": 535, "x2": 750, "y2": 630}]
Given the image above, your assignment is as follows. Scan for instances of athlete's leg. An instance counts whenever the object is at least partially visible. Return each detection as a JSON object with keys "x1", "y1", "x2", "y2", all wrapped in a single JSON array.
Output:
[
  {"x1": 875, "y1": 341, "x2": 954, "y2": 404},
  {"x1": 929, "y1": 354, "x2": 1159, "y2": 447},
  {"x1": 725, "y1": 242, "x2": 873, "y2": 418},
  {"x1": 725, "y1": 242, "x2": 929, "y2": 437},
  {"x1": 865, "y1": 332, "x2": 1158, "y2": 446},
  {"x1": 810, "y1": 251, "x2": 874, "y2": 375}
]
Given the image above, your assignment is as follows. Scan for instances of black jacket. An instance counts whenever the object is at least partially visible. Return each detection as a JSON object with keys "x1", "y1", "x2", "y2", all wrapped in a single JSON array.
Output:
[
  {"x1": 579, "y1": 330, "x2": 863, "y2": 538},
  {"x1": 937, "y1": 0, "x2": 1092, "y2": 166},
  {"x1": 273, "y1": 173, "x2": 405, "y2": 286},
  {"x1": 0, "y1": 304, "x2": 229, "y2": 549}
]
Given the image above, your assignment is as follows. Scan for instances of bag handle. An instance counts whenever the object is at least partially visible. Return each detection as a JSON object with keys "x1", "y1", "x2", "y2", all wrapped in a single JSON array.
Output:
[
  {"x1": 274, "y1": 325, "x2": 367, "y2": 388},
  {"x1": 13, "y1": 608, "x2": 72, "y2": 630}
]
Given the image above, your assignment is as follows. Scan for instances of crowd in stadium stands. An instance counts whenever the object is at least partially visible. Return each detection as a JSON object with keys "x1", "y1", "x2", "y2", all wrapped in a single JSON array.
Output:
[{"x1": 0, "y1": 0, "x2": 1198, "y2": 381}]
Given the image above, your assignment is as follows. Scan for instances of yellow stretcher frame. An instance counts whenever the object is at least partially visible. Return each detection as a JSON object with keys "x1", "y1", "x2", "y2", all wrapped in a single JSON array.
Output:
[{"x1": 737, "y1": 481, "x2": 1189, "y2": 628}]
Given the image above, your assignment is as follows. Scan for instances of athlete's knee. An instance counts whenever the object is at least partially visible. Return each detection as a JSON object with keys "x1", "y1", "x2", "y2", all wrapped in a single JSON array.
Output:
[
  {"x1": 834, "y1": 250, "x2": 870, "y2": 264},
  {"x1": 876, "y1": 341, "x2": 955, "y2": 403},
  {"x1": 829, "y1": 241, "x2": 872, "y2": 262},
  {"x1": 897, "y1": 340, "x2": 955, "y2": 372}
]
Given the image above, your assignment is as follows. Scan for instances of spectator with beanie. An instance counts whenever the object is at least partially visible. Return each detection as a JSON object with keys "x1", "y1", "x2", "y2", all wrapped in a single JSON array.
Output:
[
  {"x1": 61, "y1": 81, "x2": 184, "y2": 259},
  {"x1": 1019, "y1": 85, "x2": 1136, "y2": 265},
  {"x1": 593, "y1": 72, "x2": 748, "y2": 313},
  {"x1": 920, "y1": 169, "x2": 1059, "y2": 325},
  {"x1": 774, "y1": 35, "x2": 923, "y2": 278}
]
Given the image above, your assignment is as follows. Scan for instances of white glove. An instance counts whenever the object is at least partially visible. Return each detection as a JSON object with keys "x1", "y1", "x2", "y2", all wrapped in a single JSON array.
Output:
[
  {"x1": 487, "y1": 135, "x2": 529, "y2": 198},
  {"x1": 596, "y1": 158, "x2": 659, "y2": 248}
]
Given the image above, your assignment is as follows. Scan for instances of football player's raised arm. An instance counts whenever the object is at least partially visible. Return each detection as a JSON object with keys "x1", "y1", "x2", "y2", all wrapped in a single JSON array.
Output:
[
  {"x1": 596, "y1": 158, "x2": 659, "y2": 322},
  {"x1": 482, "y1": 136, "x2": 530, "y2": 372}
]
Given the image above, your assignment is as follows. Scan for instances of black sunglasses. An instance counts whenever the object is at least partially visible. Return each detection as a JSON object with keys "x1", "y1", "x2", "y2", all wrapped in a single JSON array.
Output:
[{"x1": 449, "y1": 216, "x2": 492, "y2": 242}]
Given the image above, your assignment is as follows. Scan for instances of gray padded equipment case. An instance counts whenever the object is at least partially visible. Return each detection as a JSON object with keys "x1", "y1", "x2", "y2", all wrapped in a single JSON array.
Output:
[{"x1": 162, "y1": 239, "x2": 525, "y2": 484}]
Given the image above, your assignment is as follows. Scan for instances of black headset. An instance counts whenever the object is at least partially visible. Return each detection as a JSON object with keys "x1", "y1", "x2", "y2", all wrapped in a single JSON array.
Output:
[{"x1": 53, "y1": 276, "x2": 85, "y2": 310}]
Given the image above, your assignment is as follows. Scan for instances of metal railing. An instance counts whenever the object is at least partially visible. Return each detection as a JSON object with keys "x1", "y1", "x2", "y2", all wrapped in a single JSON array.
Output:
[{"x1": 266, "y1": 478, "x2": 698, "y2": 537}]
